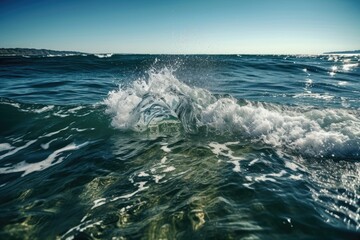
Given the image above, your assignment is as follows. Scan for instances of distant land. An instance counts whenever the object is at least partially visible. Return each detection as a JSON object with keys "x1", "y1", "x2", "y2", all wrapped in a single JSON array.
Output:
[
  {"x1": 323, "y1": 50, "x2": 360, "y2": 54},
  {"x1": 0, "y1": 48, "x2": 85, "y2": 56}
]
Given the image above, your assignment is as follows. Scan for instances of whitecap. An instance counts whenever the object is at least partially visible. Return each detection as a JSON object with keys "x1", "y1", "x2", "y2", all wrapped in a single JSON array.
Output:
[
  {"x1": 94, "y1": 53, "x2": 113, "y2": 58},
  {"x1": 104, "y1": 67, "x2": 360, "y2": 158}
]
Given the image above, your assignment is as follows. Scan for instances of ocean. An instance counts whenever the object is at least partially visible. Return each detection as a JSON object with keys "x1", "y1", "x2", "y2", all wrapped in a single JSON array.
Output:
[{"x1": 0, "y1": 54, "x2": 359, "y2": 239}]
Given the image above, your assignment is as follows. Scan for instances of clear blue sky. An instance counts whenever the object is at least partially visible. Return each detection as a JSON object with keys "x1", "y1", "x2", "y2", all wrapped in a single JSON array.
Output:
[{"x1": 0, "y1": 0, "x2": 359, "y2": 54}]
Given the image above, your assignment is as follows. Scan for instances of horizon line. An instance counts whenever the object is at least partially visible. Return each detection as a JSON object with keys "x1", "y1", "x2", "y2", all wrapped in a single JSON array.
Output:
[{"x1": 1, "y1": 47, "x2": 360, "y2": 56}]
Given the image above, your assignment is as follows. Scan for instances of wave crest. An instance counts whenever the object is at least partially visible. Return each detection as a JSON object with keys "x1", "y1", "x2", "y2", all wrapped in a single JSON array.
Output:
[
  {"x1": 104, "y1": 67, "x2": 360, "y2": 158},
  {"x1": 104, "y1": 67, "x2": 210, "y2": 133}
]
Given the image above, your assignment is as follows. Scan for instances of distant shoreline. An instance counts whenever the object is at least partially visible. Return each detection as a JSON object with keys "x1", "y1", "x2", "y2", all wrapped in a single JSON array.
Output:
[{"x1": 0, "y1": 48, "x2": 85, "y2": 56}]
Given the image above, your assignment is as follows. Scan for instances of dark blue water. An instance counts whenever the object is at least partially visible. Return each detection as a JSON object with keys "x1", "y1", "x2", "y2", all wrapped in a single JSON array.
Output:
[{"x1": 0, "y1": 54, "x2": 359, "y2": 239}]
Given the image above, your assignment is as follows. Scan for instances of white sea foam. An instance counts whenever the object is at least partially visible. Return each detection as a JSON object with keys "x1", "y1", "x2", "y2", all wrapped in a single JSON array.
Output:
[
  {"x1": 208, "y1": 142, "x2": 243, "y2": 172},
  {"x1": 71, "y1": 127, "x2": 94, "y2": 132},
  {"x1": 34, "y1": 105, "x2": 54, "y2": 113},
  {"x1": 53, "y1": 112, "x2": 69, "y2": 118},
  {"x1": 62, "y1": 220, "x2": 103, "y2": 240},
  {"x1": 154, "y1": 174, "x2": 165, "y2": 183},
  {"x1": 1, "y1": 101, "x2": 20, "y2": 108},
  {"x1": 40, "y1": 138, "x2": 57, "y2": 150},
  {"x1": 161, "y1": 145, "x2": 171, "y2": 153},
  {"x1": 68, "y1": 106, "x2": 84, "y2": 113},
  {"x1": 104, "y1": 67, "x2": 360, "y2": 157},
  {"x1": 293, "y1": 92, "x2": 334, "y2": 100},
  {"x1": 160, "y1": 156, "x2": 167, "y2": 164},
  {"x1": 42, "y1": 126, "x2": 69, "y2": 137},
  {"x1": 91, "y1": 198, "x2": 106, "y2": 209},
  {"x1": 91, "y1": 180, "x2": 149, "y2": 209},
  {"x1": 245, "y1": 170, "x2": 288, "y2": 184},
  {"x1": 94, "y1": 53, "x2": 113, "y2": 58},
  {"x1": 0, "y1": 140, "x2": 36, "y2": 160},
  {"x1": 0, "y1": 142, "x2": 87, "y2": 176},
  {"x1": 0, "y1": 143, "x2": 14, "y2": 152},
  {"x1": 111, "y1": 181, "x2": 148, "y2": 202},
  {"x1": 162, "y1": 166, "x2": 176, "y2": 173},
  {"x1": 138, "y1": 171, "x2": 150, "y2": 177}
]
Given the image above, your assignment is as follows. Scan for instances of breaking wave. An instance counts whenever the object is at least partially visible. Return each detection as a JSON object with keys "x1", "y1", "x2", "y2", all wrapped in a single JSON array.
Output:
[{"x1": 104, "y1": 67, "x2": 360, "y2": 158}]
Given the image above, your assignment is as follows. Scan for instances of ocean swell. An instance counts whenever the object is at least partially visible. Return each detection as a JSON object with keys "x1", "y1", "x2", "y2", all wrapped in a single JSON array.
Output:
[{"x1": 104, "y1": 67, "x2": 360, "y2": 158}]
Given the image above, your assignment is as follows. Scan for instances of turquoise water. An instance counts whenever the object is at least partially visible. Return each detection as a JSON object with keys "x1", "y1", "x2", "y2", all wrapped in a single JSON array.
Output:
[{"x1": 0, "y1": 54, "x2": 359, "y2": 239}]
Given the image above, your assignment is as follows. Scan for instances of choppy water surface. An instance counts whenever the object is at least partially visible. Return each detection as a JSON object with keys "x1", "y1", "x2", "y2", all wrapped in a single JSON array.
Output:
[{"x1": 0, "y1": 54, "x2": 359, "y2": 239}]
